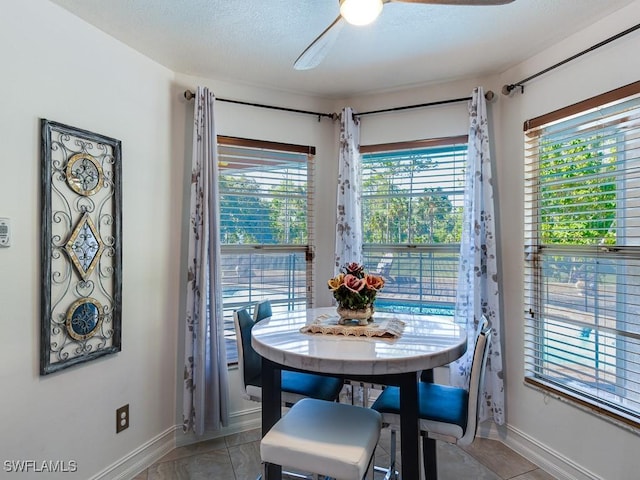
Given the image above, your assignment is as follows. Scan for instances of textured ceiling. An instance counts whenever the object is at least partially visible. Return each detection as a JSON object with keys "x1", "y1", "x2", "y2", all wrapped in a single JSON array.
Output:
[{"x1": 49, "y1": 0, "x2": 636, "y2": 98}]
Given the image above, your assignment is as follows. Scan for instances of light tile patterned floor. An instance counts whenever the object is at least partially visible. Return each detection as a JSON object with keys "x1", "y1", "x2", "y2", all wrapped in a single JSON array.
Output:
[
  {"x1": 131, "y1": 427, "x2": 556, "y2": 480},
  {"x1": 133, "y1": 384, "x2": 555, "y2": 480}
]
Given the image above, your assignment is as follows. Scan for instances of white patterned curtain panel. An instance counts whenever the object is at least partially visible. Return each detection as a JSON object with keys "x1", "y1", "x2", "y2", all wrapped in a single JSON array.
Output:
[
  {"x1": 183, "y1": 86, "x2": 230, "y2": 435},
  {"x1": 334, "y1": 107, "x2": 363, "y2": 273},
  {"x1": 450, "y1": 87, "x2": 505, "y2": 425}
]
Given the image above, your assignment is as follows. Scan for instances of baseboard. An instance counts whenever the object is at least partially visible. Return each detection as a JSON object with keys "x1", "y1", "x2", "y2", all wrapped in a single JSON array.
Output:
[
  {"x1": 89, "y1": 426, "x2": 177, "y2": 480},
  {"x1": 88, "y1": 406, "x2": 607, "y2": 480},
  {"x1": 175, "y1": 405, "x2": 262, "y2": 448},
  {"x1": 95, "y1": 405, "x2": 609, "y2": 480},
  {"x1": 493, "y1": 424, "x2": 603, "y2": 480},
  {"x1": 90, "y1": 405, "x2": 262, "y2": 479}
]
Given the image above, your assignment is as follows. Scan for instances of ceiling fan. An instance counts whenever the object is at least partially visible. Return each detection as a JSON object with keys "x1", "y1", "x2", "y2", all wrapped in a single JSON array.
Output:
[{"x1": 294, "y1": 0, "x2": 515, "y2": 70}]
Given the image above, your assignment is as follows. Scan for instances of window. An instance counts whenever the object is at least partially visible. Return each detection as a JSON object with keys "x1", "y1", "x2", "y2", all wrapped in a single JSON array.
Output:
[
  {"x1": 524, "y1": 81, "x2": 640, "y2": 427},
  {"x1": 218, "y1": 137, "x2": 315, "y2": 364},
  {"x1": 360, "y1": 137, "x2": 468, "y2": 314}
]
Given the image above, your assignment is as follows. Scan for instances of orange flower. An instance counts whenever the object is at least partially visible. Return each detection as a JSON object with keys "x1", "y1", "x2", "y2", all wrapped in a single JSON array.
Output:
[{"x1": 365, "y1": 274, "x2": 385, "y2": 291}]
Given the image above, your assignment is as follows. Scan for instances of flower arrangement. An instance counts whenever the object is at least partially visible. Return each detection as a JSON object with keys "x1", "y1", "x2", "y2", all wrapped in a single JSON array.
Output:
[{"x1": 327, "y1": 262, "x2": 385, "y2": 311}]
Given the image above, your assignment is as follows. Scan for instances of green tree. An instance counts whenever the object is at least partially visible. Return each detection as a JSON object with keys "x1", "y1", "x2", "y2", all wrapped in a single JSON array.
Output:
[
  {"x1": 219, "y1": 175, "x2": 273, "y2": 244},
  {"x1": 413, "y1": 188, "x2": 460, "y2": 243},
  {"x1": 539, "y1": 136, "x2": 617, "y2": 246},
  {"x1": 362, "y1": 154, "x2": 461, "y2": 244},
  {"x1": 269, "y1": 180, "x2": 307, "y2": 244}
]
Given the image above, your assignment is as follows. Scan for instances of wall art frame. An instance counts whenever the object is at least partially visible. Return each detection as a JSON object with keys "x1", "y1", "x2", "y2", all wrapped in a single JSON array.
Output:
[{"x1": 40, "y1": 119, "x2": 122, "y2": 375}]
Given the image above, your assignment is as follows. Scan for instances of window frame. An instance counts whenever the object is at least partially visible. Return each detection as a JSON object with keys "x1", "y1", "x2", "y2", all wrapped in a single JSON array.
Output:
[
  {"x1": 360, "y1": 136, "x2": 468, "y2": 314},
  {"x1": 523, "y1": 80, "x2": 640, "y2": 429},
  {"x1": 217, "y1": 136, "x2": 316, "y2": 365}
]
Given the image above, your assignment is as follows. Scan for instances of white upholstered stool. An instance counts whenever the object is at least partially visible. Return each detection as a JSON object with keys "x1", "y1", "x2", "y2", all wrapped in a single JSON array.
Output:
[{"x1": 260, "y1": 398, "x2": 382, "y2": 480}]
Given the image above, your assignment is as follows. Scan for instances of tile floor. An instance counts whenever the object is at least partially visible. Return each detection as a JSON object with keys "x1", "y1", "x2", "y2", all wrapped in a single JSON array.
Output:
[
  {"x1": 133, "y1": 385, "x2": 556, "y2": 480},
  {"x1": 131, "y1": 427, "x2": 556, "y2": 480}
]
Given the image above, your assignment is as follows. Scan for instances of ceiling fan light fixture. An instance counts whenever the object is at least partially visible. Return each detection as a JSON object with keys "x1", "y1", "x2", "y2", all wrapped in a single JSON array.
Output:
[{"x1": 339, "y1": 0, "x2": 383, "y2": 26}]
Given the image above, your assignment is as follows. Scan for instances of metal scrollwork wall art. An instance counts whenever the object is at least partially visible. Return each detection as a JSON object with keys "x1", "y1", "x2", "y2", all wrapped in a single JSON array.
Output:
[{"x1": 40, "y1": 120, "x2": 122, "y2": 375}]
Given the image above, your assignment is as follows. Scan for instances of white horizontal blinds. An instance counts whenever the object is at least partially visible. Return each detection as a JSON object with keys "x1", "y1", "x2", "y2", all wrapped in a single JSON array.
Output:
[
  {"x1": 361, "y1": 139, "x2": 467, "y2": 244},
  {"x1": 524, "y1": 81, "x2": 640, "y2": 426},
  {"x1": 217, "y1": 137, "x2": 315, "y2": 362},
  {"x1": 360, "y1": 137, "x2": 467, "y2": 311},
  {"x1": 218, "y1": 145, "x2": 309, "y2": 245}
]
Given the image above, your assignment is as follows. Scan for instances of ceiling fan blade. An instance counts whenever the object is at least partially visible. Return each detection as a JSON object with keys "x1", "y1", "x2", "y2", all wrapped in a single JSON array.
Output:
[
  {"x1": 389, "y1": 0, "x2": 514, "y2": 4},
  {"x1": 294, "y1": 15, "x2": 345, "y2": 71}
]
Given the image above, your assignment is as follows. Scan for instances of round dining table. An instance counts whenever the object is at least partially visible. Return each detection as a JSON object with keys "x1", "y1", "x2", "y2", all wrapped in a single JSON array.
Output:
[{"x1": 251, "y1": 306, "x2": 467, "y2": 480}]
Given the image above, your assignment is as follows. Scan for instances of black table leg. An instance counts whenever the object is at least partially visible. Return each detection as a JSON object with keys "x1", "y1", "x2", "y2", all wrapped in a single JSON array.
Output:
[
  {"x1": 420, "y1": 369, "x2": 438, "y2": 480},
  {"x1": 398, "y1": 372, "x2": 419, "y2": 480},
  {"x1": 420, "y1": 368, "x2": 434, "y2": 383},
  {"x1": 422, "y1": 436, "x2": 438, "y2": 480},
  {"x1": 261, "y1": 358, "x2": 282, "y2": 480}
]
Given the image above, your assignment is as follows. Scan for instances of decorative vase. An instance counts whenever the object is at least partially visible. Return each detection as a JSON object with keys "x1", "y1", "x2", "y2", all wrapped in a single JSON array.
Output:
[{"x1": 336, "y1": 304, "x2": 374, "y2": 326}]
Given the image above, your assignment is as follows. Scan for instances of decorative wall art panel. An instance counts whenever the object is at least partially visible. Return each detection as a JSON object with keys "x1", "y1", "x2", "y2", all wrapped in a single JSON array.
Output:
[{"x1": 40, "y1": 120, "x2": 122, "y2": 375}]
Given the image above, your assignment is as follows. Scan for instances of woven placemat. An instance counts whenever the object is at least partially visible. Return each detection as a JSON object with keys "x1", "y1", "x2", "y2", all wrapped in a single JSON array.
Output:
[{"x1": 300, "y1": 314, "x2": 405, "y2": 338}]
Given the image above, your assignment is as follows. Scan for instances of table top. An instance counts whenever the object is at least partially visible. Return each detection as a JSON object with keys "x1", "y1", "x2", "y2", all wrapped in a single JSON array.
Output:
[{"x1": 251, "y1": 306, "x2": 467, "y2": 376}]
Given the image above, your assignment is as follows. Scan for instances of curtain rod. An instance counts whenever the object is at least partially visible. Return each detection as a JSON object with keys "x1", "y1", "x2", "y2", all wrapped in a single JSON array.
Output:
[
  {"x1": 183, "y1": 89, "x2": 337, "y2": 121},
  {"x1": 355, "y1": 91, "x2": 495, "y2": 117},
  {"x1": 184, "y1": 89, "x2": 495, "y2": 120},
  {"x1": 502, "y1": 22, "x2": 640, "y2": 96}
]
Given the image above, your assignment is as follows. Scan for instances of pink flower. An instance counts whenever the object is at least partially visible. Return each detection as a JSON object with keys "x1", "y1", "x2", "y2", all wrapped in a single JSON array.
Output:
[
  {"x1": 343, "y1": 274, "x2": 365, "y2": 293},
  {"x1": 345, "y1": 262, "x2": 364, "y2": 276}
]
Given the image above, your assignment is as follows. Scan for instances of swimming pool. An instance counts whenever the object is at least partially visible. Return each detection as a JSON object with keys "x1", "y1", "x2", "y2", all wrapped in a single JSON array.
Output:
[{"x1": 375, "y1": 299, "x2": 454, "y2": 316}]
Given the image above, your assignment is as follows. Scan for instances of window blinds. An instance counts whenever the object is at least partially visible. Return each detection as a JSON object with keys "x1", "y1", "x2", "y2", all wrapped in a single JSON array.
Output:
[
  {"x1": 218, "y1": 143, "x2": 311, "y2": 246},
  {"x1": 217, "y1": 137, "x2": 315, "y2": 363},
  {"x1": 523, "y1": 81, "x2": 640, "y2": 427},
  {"x1": 360, "y1": 137, "x2": 467, "y2": 311}
]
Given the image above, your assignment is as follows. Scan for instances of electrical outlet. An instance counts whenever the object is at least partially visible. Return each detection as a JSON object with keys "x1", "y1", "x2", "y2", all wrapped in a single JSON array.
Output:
[{"x1": 116, "y1": 404, "x2": 129, "y2": 433}]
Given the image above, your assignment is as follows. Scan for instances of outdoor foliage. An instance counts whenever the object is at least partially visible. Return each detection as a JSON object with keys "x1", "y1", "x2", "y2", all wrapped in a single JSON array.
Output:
[
  {"x1": 268, "y1": 180, "x2": 307, "y2": 243},
  {"x1": 220, "y1": 147, "x2": 467, "y2": 248},
  {"x1": 361, "y1": 153, "x2": 463, "y2": 244},
  {"x1": 219, "y1": 175, "x2": 274, "y2": 244},
  {"x1": 219, "y1": 173, "x2": 307, "y2": 245},
  {"x1": 539, "y1": 136, "x2": 617, "y2": 246}
]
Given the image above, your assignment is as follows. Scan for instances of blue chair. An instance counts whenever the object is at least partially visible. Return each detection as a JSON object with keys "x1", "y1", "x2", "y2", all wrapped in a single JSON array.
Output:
[
  {"x1": 371, "y1": 316, "x2": 492, "y2": 480},
  {"x1": 253, "y1": 299, "x2": 273, "y2": 322},
  {"x1": 233, "y1": 307, "x2": 343, "y2": 405}
]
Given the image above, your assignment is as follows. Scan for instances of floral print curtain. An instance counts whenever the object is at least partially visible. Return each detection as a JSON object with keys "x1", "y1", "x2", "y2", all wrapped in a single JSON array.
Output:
[
  {"x1": 183, "y1": 86, "x2": 230, "y2": 435},
  {"x1": 450, "y1": 87, "x2": 505, "y2": 425},
  {"x1": 334, "y1": 107, "x2": 363, "y2": 273}
]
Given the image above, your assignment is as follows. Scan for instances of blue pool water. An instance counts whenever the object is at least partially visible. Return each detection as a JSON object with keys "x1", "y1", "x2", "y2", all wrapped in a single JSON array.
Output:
[{"x1": 375, "y1": 299, "x2": 454, "y2": 316}]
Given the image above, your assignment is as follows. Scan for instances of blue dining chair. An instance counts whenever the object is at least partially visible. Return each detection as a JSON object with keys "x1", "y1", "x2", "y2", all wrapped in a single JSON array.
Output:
[
  {"x1": 233, "y1": 307, "x2": 344, "y2": 405},
  {"x1": 371, "y1": 316, "x2": 492, "y2": 480},
  {"x1": 253, "y1": 299, "x2": 273, "y2": 322}
]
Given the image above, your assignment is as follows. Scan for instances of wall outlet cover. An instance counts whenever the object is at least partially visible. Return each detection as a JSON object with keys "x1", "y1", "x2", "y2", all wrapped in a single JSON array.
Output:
[{"x1": 116, "y1": 404, "x2": 129, "y2": 433}]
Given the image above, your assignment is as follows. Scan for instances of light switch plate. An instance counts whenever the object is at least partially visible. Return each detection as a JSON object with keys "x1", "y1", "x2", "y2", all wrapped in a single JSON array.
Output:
[{"x1": 0, "y1": 218, "x2": 10, "y2": 247}]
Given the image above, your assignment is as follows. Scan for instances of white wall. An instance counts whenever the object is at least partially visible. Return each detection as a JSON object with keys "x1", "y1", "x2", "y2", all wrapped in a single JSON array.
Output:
[
  {"x1": 0, "y1": 1, "x2": 179, "y2": 478},
  {"x1": 495, "y1": 3, "x2": 640, "y2": 479}
]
